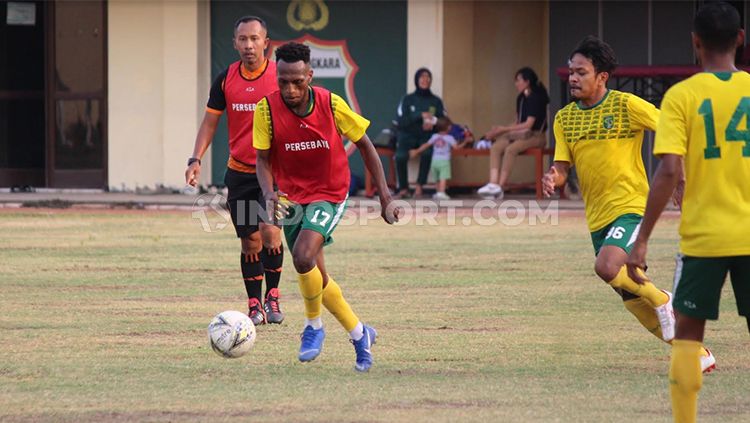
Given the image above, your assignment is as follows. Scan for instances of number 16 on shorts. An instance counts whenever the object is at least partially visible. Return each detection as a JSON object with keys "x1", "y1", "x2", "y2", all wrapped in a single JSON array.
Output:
[
  {"x1": 591, "y1": 214, "x2": 643, "y2": 254},
  {"x1": 606, "y1": 226, "x2": 626, "y2": 240}
]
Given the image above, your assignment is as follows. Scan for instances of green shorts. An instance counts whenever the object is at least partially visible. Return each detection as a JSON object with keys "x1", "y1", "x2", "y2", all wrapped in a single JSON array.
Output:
[
  {"x1": 590, "y1": 213, "x2": 642, "y2": 256},
  {"x1": 672, "y1": 254, "x2": 750, "y2": 320},
  {"x1": 431, "y1": 159, "x2": 451, "y2": 181},
  {"x1": 281, "y1": 199, "x2": 348, "y2": 251}
]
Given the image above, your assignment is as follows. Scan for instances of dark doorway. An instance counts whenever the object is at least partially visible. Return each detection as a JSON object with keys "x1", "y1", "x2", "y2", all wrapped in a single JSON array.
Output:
[
  {"x1": 0, "y1": 1, "x2": 46, "y2": 187},
  {"x1": 0, "y1": 0, "x2": 107, "y2": 189},
  {"x1": 47, "y1": 0, "x2": 107, "y2": 188}
]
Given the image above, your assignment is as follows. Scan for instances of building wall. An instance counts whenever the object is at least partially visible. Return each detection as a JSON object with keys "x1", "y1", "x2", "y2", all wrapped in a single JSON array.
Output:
[
  {"x1": 548, "y1": 1, "x2": 749, "y2": 118},
  {"x1": 103, "y1": 0, "x2": 561, "y2": 190},
  {"x1": 444, "y1": 0, "x2": 549, "y2": 186},
  {"x1": 548, "y1": 0, "x2": 748, "y2": 180},
  {"x1": 408, "y1": 0, "x2": 443, "y2": 96},
  {"x1": 403, "y1": 0, "x2": 444, "y2": 184},
  {"x1": 548, "y1": 1, "x2": 599, "y2": 122},
  {"x1": 652, "y1": 1, "x2": 695, "y2": 65},
  {"x1": 103, "y1": 0, "x2": 746, "y2": 190},
  {"x1": 196, "y1": 0, "x2": 212, "y2": 185},
  {"x1": 442, "y1": 1, "x2": 473, "y2": 126},
  {"x1": 108, "y1": 0, "x2": 209, "y2": 190}
]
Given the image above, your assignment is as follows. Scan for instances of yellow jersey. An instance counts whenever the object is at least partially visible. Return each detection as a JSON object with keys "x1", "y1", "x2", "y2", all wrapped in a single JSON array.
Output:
[
  {"x1": 554, "y1": 90, "x2": 660, "y2": 231},
  {"x1": 654, "y1": 71, "x2": 750, "y2": 257},
  {"x1": 253, "y1": 91, "x2": 369, "y2": 150}
]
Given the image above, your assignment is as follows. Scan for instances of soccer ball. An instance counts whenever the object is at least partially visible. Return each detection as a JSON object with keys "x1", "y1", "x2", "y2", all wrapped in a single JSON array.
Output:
[{"x1": 207, "y1": 310, "x2": 256, "y2": 358}]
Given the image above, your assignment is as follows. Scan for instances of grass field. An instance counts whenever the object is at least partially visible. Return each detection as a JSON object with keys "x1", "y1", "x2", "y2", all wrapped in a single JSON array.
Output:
[{"x1": 1, "y1": 205, "x2": 748, "y2": 422}]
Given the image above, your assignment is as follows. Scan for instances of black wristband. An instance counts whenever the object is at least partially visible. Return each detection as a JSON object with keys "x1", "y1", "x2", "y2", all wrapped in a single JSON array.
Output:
[{"x1": 187, "y1": 157, "x2": 201, "y2": 166}]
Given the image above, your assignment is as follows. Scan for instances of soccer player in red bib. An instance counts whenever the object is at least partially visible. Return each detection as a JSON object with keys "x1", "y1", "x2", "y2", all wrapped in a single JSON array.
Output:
[
  {"x1": 185, "y1": 16, "x2": 285, "y2": 326},
  {"x1": 254, "y1": 42, "x2": 398, "y2": 372}
]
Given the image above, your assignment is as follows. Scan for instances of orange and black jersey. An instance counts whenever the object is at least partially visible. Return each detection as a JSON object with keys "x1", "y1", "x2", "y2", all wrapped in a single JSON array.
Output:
[
  {"x1": 205, "y1": 60, "x2": 278, "y2": 172},
  {"x1": 206, "y1": 59, "x2": 274, "y2": 113}
]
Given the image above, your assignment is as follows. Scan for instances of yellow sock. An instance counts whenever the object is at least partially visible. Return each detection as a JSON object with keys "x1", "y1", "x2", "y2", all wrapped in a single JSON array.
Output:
[
  {"x1": 670, "y1": 340, "x2": 702, "y2": 423},
  {"x1": 623, "y1": 297, "x2": 663, "y2": 339},
  {"x1": 622, "y1": 298, "x2": 710, "y2": 357},
  {"x1": 322, "y1": 276, "x2": 359, "y2": 332},
  {"x1": 298, "y1": 266, "x2": 324, "y2": 319},
  {"x1": 609, "y1": 266, "x2": 669, "y2": 308}
]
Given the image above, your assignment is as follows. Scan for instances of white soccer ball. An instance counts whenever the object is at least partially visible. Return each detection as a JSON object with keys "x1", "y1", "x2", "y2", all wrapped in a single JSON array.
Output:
[{"x1": 207, "y1": 310, "x2": 256, "y2": 358}]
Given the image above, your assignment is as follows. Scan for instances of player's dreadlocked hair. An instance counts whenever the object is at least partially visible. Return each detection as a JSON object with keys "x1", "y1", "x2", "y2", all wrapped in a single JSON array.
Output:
[
  {"x1": 694, "y1": 2, "x2": 741, "y2": 53},
  {"x1": 570, "y1": 36, "x2": 618, "y2": 75},
  {"x1": 275, "y1": 42, "x2": 311, "y2": 64},
  {"x1": 233, "y1": 16, "x2": 267, "y2": 35}
]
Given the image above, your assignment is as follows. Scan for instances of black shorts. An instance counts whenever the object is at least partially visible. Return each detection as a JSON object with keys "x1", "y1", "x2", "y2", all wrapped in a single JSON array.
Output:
[{"x1": 223, "y1": 168, "x2": 269, "y2": 238}]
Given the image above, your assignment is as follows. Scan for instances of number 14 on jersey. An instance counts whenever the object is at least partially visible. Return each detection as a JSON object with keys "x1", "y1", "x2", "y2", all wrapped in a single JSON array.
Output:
[{"x1": 698, "y1": 97, "x2": 750, "y2": 159}]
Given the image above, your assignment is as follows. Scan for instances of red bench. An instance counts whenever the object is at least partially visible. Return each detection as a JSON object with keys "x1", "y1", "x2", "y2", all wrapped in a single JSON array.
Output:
[
  {"x1": 451, "y1": 147, "x2": 555, "y2": 199},
  {"x1": 364, "y1": 146, "x2": 558, "y2": 199}
]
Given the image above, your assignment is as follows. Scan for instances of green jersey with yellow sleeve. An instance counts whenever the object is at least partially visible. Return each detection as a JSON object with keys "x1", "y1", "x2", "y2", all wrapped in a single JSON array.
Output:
[
  {"x1": 553, "y1": 90, "x2": 660, "y2": 231},
  {"x1": 654, "y1": 71, "x2": 750, "y2": 257}
]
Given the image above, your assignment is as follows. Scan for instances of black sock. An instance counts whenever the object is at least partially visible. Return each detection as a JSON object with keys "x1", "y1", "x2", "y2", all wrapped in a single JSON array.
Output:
[
  {"x1": 260, "y1": 245, "x2": 283, "y2": 296},
  {"x1": 241, "y1": 252, "x2": 263, "y2": 302}
]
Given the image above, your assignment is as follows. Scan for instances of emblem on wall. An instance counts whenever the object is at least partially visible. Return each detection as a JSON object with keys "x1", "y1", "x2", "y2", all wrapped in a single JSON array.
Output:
[{"x1": 287, "y1": 0, "x2": 329, "y2": 31}]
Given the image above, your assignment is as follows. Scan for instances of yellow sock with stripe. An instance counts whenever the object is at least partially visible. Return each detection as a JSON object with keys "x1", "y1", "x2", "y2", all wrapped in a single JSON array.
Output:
[
  {"x1": 622, "y1": 298, "x2": 711, "y2": 358},
  {"x1": 623, "y1": 297, "x2": 711, "y2": 359},
  {"x1": 623, "y1": 297, "x2": 663, "y2": 338},
  {"x1": 297, "y1": 266, "x2": 324, "y2": 319},
  {"x1": 321, "y1": 276, "x2": 359, "y2": 332},
  {"x1": 609, "y1": 266, "x2": 668, "y2": 308},
  {"x1": 670, "y1": 340, "x2": 702, "y2": 423}
]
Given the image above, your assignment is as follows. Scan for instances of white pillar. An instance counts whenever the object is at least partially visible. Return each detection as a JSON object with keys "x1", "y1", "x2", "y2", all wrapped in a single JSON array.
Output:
[
  {"x1": 407, "y1": 0, "x2": 443, "y2": 97},
  {"x1": 108, "y1": 0, "x2": 207, "y2": 190},
  {"x1": 162, "y1": 0, "x2": 202, "y2": 189}
]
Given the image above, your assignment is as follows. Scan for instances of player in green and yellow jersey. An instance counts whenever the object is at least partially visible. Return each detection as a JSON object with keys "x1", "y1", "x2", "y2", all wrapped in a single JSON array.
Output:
[
  {"x1": 542, "y1": 36, "x2": 716, "y2": 371},
  {"x1": 627, "y1": 3, "x2": 749, "y2": 422}
]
